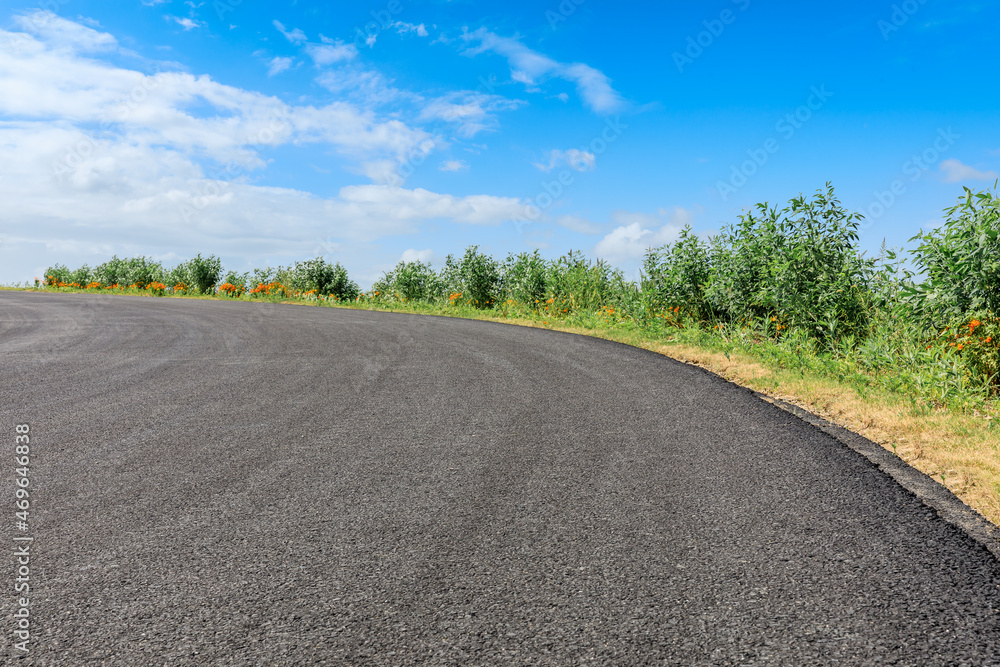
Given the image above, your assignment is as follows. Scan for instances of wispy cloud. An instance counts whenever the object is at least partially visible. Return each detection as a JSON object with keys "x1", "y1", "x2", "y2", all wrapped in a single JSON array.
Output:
[
  {"x1": 420, "y1": 91, "x2": 525, "y2": 137},
  {"x1": 167, "y1": 16, "x2": 205, "y2": 31},
  {"x1": 939, "y1": 158, "x2": 999, "y2": 183},
  {"x1": 13, "y1": 12, "x2": 117, "y2": 52},
  {"x1": 267, "y1": 56, "x2": 293, "y2": 77},
  {"x1": 305, "y1": 39, "x2": 357, "y2": 66},
  {"x1": 534, "y1": 148, "x2": 595, "y2": 172},
  {"x1": 461, "y1": 28, "x2": 625, "y2": 115},
  {"x1": 273, "y1": 20, "x2": 307, "y2": 44},
  {"x1": 395, "y1": 22, "x2": 429, "y2": 37},
  {"x1": 440, "y1": 160, "x2": 469, "y2": 172}
]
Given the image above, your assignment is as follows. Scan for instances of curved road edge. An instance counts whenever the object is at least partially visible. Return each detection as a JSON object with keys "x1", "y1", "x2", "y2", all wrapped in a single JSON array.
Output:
[{"x1": 449, "y1": 311, "x2": 1000, "y2": 561}]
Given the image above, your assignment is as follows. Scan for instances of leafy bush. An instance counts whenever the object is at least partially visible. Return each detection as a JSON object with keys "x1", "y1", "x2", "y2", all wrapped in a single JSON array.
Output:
[
  {"x1": 43, "y1": 264, "x2": 72, "y2": 286},
  {"x1": 900, "y1": 186, "x2": 1000, "y2": 331},
  {"x1": 706, "y1": 184, "x2": 874, "y2": 342},
  {"x1": 284, "y1": 258, "x2": 356, "y2": 297},
  {"x1": 69, "y1": 264, "x2": 94, "y2": 286},
  {"x1": 93, "y1": 256, "x2": 164, "y2": 288},
  {"x1": 185, "y1": 254, "x2": 222, "y2": 294},
  {"x1": 93, "y1": 256, "x2": 128, "y2": 286},
  {"x1": 938, "y1": 313, "x2": 1000, "y2": 393},
  {"x1": 222, "y1": 270, "x2": 250, "y2": 292},
  {"x1": 372, "y1": 260, "x2": 443, "y2": 301},
  {"x1": 166, "y1": 264, "x2": 190, "y2": 290},
  {"x1": 547, "y1": 250, "x2": 623, "y2": 313},
  {"x1": 319, "y1": 262, "x2": 360, "y2": 301},
  {"x1": 449, "y1": 246, "x2": 502, "y2": 308},
  {"x1": 503, "y1": 251, "x2": 548, "y2": 306},
  {"x1": 642, "y1": 226, "x2": 711, "y2": 318},
  {"x1": 250, "y1": 267, "x2": 278, "y2": 289}
]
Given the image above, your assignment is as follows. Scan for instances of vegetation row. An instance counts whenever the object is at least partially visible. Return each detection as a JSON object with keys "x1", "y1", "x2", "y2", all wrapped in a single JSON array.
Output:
[{"x1": 41, "y1": 183, "x2": 1000, "y2": 408}]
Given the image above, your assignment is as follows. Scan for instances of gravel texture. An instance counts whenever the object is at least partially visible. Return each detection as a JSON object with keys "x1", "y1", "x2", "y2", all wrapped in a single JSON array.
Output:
[{"x1": 1, "y1": 292, "x2": 999, "y2": 665}]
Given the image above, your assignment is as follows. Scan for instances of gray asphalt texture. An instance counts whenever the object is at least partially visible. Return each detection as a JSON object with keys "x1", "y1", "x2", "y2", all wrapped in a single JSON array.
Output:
[{"x1": 2, "y1": 291, "x2": 1000, "y2": 666}]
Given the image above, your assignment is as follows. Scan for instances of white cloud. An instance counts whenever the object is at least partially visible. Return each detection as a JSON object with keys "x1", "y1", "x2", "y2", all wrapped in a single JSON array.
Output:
[
  {"x1": 0, "y1": 121, "x2": 526, "y2": 281},
  {"x1": 168, "y1": 16, "x2": 205, "y2": 31},
  {"x1": 13, "y1": 11, "x2": 117, "y2": 52},
  {"x1": 440, "y1": 160, "x2": 469, "y2": 172},
  {"x1": 305, "y1": 40, "x2": 357, "y2": 66},
  {"x1": 395, "y1": 22, "x2": 429, "y2": 37},
  {"x1": 273, "y1": 20, "x2": 307, "y2": 44},
  {"x1": 400, "y1": 249, "x2": 434, "y2": 263},
  {"x1": 461, "y1": 28, "x2": 625, "y2": 115},
  {"x1": 0, "y1": 14, "x2": 540, "y2": 285},
  {"x1": 534, "y1": 148, "x2": 595, "y2": 172},
  {"x1": 420, "y1": 91, "x2": 524, "y2": 137},
  {"x1": 594, "y1": 208, "x2": 695, "y2": 262},
  {"x1": 316, "y1": 67, "x2": 411, "y2": 106},
  {"x1": 0, "y1": 24, "x2": 433, "y2": 174},
  {"x1": 939, "y1": 158, "x2": 999, "y2": 183},
  {"x1": 267, "y1": 56, "x2": 293, "y2": 77}
]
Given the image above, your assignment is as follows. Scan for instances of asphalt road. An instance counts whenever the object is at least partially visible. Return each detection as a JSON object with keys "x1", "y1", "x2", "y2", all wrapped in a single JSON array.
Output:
[{"x1": 2, "y1": 291, "x2": 999, "y2": 665}]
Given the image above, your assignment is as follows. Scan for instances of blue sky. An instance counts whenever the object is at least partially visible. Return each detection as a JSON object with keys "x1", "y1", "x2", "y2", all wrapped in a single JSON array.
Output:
[{"x1": 1, "y1": 0, "x2": 998, "y2": 286}]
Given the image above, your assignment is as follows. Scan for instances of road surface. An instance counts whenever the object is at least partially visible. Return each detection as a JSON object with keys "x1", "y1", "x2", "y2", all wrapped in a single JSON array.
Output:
[{"x1": 2, "y1": 292, "x2": 999, "y2": 665}]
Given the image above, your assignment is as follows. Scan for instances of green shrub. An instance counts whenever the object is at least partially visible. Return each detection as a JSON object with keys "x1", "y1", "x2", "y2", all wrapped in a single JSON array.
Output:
[
  {"x1": 166, "y1": 263, "x2": 190, "y2": 289},
  {"x1": 43, "y1": 264, "x2": 72, "y2": 286},
  {"x1": 185, "y1": 254, "x2": 222, "y2": 294},
  {"x1": 642, "y1": 226, "x2": 711, "y2": 319},
  {"x1": 324, "y1": 263, "x2": 361, "y2": 301},
  {"x1": 284, "y1": 258, "x2": 349, "y2": 296},
  {"x1": 93, "y1": 256, "x2": 128, "y2": 286},
  {"x1": 706, "y1": 184, "x2": 874, "y2": 342},
  {"x1": 372, "y1": 260, "x2": 443, "y2": 301},
  {"x1": 503, "y1": 250, "x2": 548, "y2": 306},
  {"x1": 222, "y1": 270, "x2": 250, "y2": 291},
  {"x1": 547, "y1": 250, "x2": 623, "y2": 313},
  {"x1": 450, "y1": 246, "x2": 502, "y2": 308},
  {"x1": 69, "y1": 264, "x2": 94, "y2": 286},
  {"x1": 900, "y1": 186, "x2": 1000, "y2": 331},
  {"x1": 90, "y1": 256, "x2": 165, "y2": 288},
  {"x1": 250, "y1": 267, "x2": 278, "y2": 289}
]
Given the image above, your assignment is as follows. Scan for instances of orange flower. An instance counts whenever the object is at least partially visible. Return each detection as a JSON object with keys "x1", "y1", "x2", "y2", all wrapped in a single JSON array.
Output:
[{"x1": 957, "y1": 344, "x2": 964, "y2": 350}]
